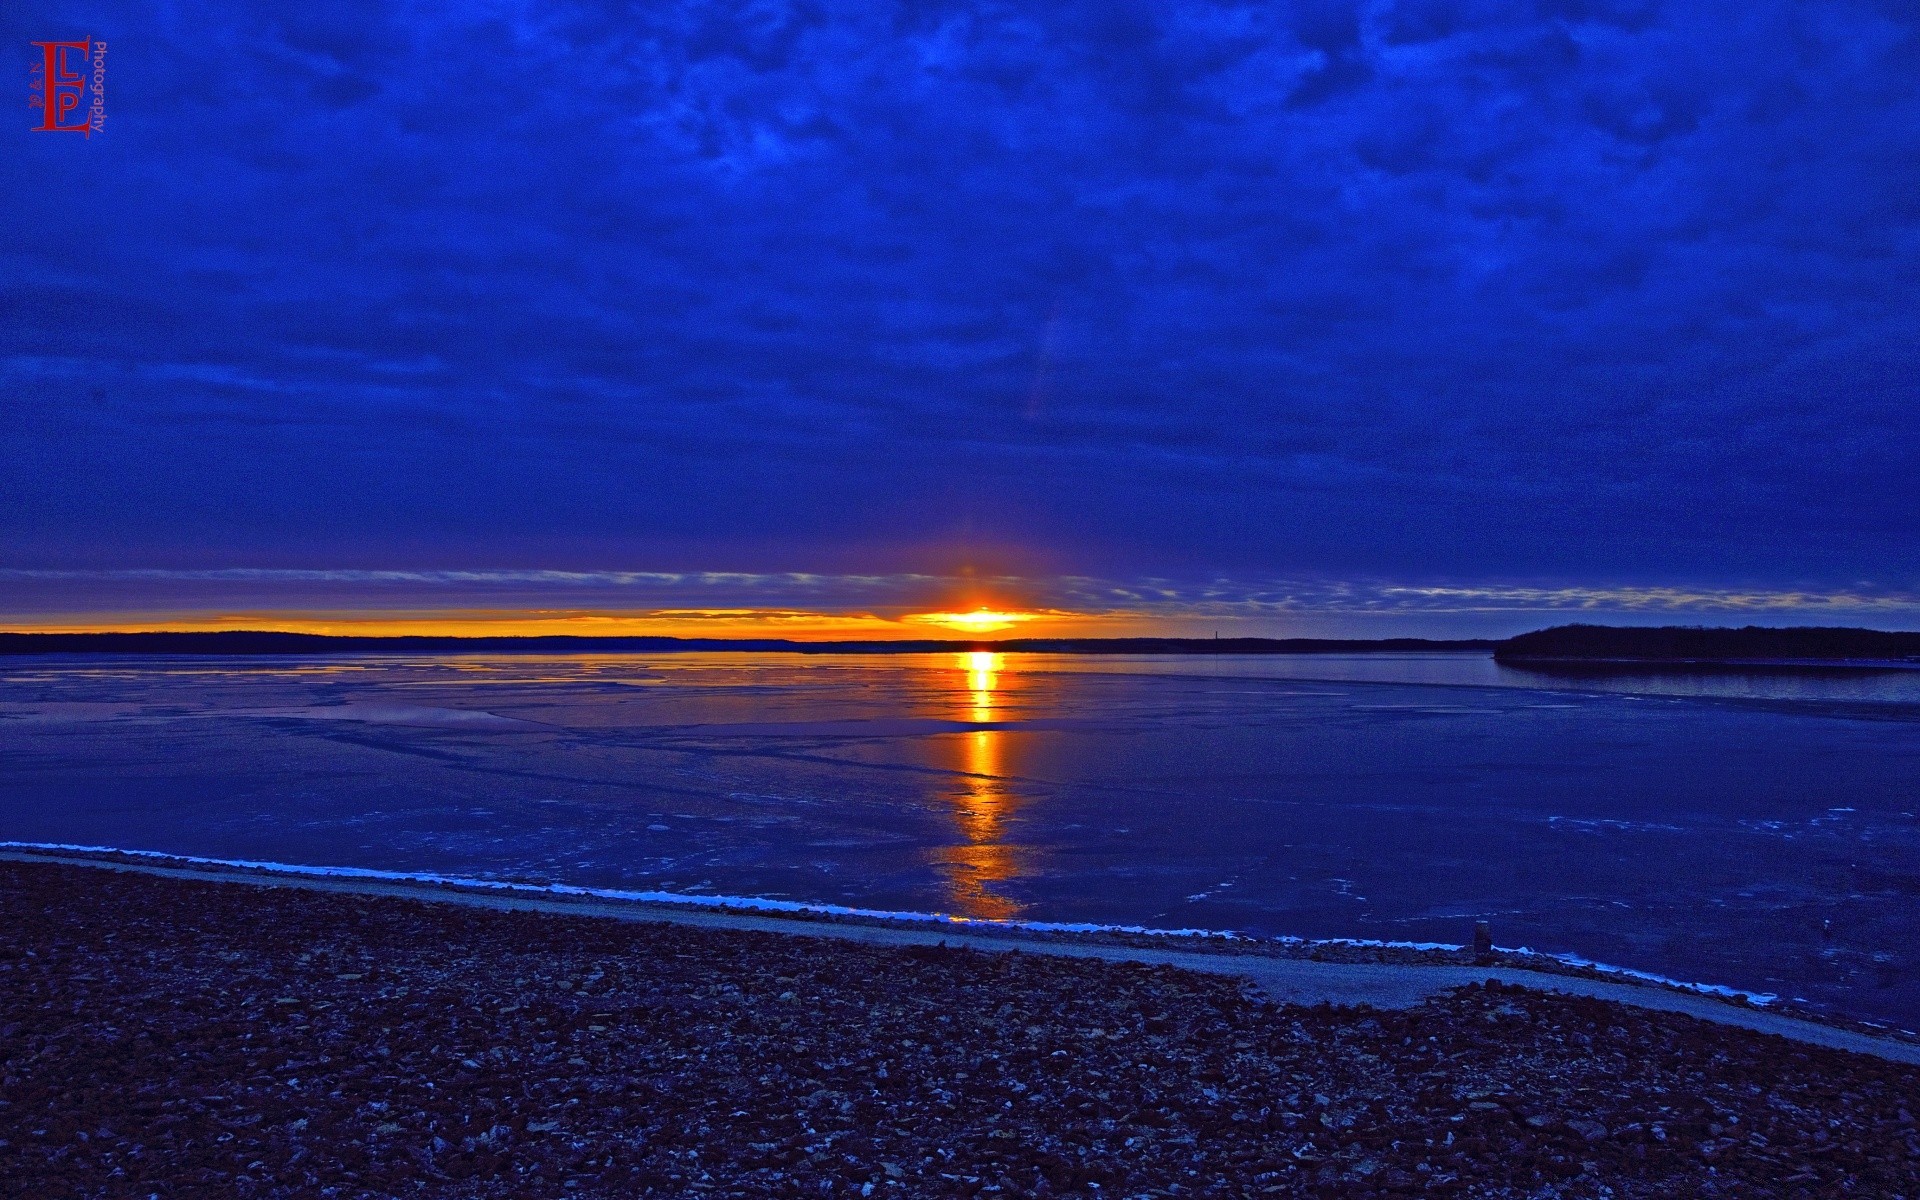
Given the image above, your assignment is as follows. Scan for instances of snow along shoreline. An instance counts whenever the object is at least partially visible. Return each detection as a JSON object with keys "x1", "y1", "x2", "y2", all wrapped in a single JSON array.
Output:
[
  {"x1": 0, "y1": 839, "x2": 1783, "y2": 1009},
  {"x1": 11, "y1": 840, "x2": 1920, "y2": 1065}
]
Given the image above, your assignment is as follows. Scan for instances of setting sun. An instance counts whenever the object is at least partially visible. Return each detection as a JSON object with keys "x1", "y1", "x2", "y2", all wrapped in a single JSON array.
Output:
[{"x1": 907, "y1": 608, "x2": 1036, "y2": 634}]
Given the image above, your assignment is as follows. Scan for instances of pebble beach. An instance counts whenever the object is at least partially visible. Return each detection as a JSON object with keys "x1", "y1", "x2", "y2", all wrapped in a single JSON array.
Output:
[{"x1": 4, "y1": 859, "x2": 1918, "y2": 1198}]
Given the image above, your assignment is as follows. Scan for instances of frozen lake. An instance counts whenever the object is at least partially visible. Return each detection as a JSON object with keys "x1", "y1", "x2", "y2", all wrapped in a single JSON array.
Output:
[{"x1": 2, "y1": 651, "x2": 1917, "y2": 1026}]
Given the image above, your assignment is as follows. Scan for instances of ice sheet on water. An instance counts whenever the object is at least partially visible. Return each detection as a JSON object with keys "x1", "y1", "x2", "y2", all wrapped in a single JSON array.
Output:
[{"x1": 232, "y1": 704, "x2": 532, "y2": 728}]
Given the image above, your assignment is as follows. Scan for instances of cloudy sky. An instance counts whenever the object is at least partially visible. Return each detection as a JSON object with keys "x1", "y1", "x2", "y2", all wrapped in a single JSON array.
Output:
[{"x1": 5, "y1": 0, "x2": 1918, "y2": 636}]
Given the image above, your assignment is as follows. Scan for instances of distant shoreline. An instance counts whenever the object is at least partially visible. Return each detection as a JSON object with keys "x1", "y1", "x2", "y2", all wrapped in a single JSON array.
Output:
[
  {"x1": 7, "y1": 624, "x2": 1920, "y2": 668},
  {"x1": 1498, "y1": 656, "x2": 1920, "y2": 674},
  {"x1": 1493, "y1": 623, "x2": 1920, "y2": 669},
  {"x1": 0, "y1": 630, "x2": 1496, "y2": 656}
]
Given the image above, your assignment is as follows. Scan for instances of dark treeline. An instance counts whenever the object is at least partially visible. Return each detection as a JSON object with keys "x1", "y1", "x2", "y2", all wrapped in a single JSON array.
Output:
[
  {"x1": 0, "y1": 631, "x2": 1496, "y2": 657},
  {"x1": 995, "y1": 637, "x2": 1499, "y2": 654},
  {"x1": 1495, "y1": 624, "x2": 1920, "y2": 663},
  {"x1": 9, "y1": 627, "x2": 1919, "y2": 661}
]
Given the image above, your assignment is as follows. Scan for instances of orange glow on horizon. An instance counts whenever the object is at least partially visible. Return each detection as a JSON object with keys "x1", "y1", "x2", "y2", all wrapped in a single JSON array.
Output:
[
  {"x1": 1, "y1": 608, "x2": 998, "y2": 640},
  {"x1": 904, "y1": 608, "x2": 1040, "y2": 634},
  {"x1": 1, "y1": 604, "x2": 1175, "y2": 640}
]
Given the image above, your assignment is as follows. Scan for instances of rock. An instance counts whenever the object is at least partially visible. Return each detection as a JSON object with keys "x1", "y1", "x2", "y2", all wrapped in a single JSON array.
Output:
[{"x1": 1566, "y1": 1119, "x2": 1609, "y2": 1143}]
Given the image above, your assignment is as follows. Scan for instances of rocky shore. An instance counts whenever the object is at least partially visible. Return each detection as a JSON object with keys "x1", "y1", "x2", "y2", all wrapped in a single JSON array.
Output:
[{"x1": 3, "y1": 861, "x2": 1917, "y2": 1198}]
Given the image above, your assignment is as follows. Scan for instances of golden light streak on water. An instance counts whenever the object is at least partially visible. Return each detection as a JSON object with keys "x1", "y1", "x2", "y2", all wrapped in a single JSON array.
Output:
[
  {"x1": 964, "y1": 649, "x2": 998, "y2": 721},
  {"x1": 936, "y1": 651, "x2": 1024, "y2": 920}
]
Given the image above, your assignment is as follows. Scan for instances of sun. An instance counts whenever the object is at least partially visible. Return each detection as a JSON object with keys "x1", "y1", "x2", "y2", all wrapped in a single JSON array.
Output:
[{"x1": 908, "y1": 608, "x2": 1036, "y2": 634}]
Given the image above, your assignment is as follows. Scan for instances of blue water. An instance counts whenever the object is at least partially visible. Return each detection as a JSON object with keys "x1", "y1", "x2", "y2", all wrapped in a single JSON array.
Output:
[{"x1": 2, "y1": 652, "x2": 1917, "y2": 1025}]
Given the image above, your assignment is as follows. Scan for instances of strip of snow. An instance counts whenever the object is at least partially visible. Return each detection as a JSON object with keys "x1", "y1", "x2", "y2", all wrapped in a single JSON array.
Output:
[
  {"x1": 1507, "y1": 944, "x2": 1779, "y2": 1007},
  {"x1": 0, "y1": 841, "x2": 1240, "y2": 939},
  {"x1": 1, "y1": 840, "x2": 1778, "y2": 1006}
]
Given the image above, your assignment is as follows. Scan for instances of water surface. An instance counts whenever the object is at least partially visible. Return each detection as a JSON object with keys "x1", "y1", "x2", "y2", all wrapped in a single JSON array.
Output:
[{"x1": 2, "y1": 652, "x2": 1916, "y2": 1025}]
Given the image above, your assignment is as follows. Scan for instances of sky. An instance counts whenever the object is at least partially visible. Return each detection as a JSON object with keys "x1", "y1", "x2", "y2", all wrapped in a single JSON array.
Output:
[{"x1": 4, "y1": 0, "x2": 1919, "y2": 638}]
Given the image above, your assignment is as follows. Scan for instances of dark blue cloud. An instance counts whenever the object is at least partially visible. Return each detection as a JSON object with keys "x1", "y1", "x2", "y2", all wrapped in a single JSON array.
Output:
[{"x1": 3, "y1": 0, "x2": 1918, "y2": 598}]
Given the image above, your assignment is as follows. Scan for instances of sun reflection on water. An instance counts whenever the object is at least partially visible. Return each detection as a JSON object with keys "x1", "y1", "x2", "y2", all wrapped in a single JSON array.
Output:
[
  {"x1": 936, "y1": 652, "x2": 1026, "y2": 920},
  {"x1": 964, "y1": 650, "x2": 998, "y2": 721}
]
